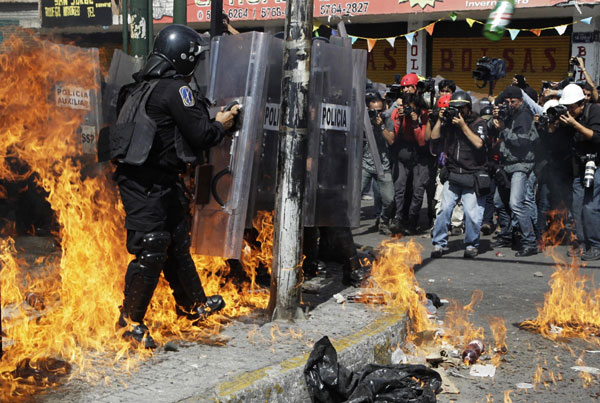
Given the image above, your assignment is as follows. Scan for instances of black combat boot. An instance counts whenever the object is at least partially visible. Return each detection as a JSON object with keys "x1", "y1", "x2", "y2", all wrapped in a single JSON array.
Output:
[{"x1": 342, "y1": 255, "x2": 370, "y2": 287}]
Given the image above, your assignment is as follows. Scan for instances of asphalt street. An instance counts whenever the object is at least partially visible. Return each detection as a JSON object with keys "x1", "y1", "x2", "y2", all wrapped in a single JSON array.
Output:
[{"x1": 354, "y1": 201, "x2": 600, "y2": 403}]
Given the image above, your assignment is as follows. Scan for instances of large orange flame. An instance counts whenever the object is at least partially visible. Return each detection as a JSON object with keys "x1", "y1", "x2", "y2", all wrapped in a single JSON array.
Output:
[
  {"x1": 366, "y1": 239, "x2": 494, "y2": 362},
  {"x1": 521, "y1": 210, "x2": 600, "y2": 339},
  {"x1": 0, "y1": 30, "x2": 270, "y2": 400}
]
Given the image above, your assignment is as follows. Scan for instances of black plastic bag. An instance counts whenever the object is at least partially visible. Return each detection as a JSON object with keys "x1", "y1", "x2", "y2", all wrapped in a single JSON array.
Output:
[{"x1": 304, "y1": 336, "x2": 442, "y2": 403}]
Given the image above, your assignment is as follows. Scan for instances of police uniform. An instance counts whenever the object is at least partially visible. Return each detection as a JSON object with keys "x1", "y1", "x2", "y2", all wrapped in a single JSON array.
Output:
[{"x1": 103, "y1": 24, "x2": 226, "y2": 348}]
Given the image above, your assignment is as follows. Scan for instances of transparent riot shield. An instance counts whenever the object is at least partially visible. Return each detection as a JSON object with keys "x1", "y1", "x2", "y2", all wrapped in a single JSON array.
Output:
[
  {"x1": 101, "y1": 49, "x2": 140, "y2": 126},
  {"x1": 348, "y1": 48, "x2": 367, "y2": 227},
  {"x1": 191, "y1": 32, "x2": 271, "y2": 259},
  {"x1": 244, "y1": 36, "x2": 284, "y2": 228},
  {"x1": 53, "y1": 44, "x2": 103, "y2": 156},
  {"x1": 192, "y1": 33, "x2": 212, "y2": 97},
  {"x1": 304, "y1": 40, "x2": 357, "y2": 228}
]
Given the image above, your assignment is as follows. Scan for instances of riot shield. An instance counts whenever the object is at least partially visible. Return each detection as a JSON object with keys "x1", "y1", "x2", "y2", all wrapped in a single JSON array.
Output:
[
  {"x1": 348, "y1": 48, "x2": 368, "y2": 227},
  {"x1": 192, "y1": 33, "x2": 212, "y2": 97},
  {"x1": 304, "y1": 39, "x2": 358, "y2": 228},
  {"x1": 191, "y1": 32, "x2": 271, "y2": 259},
  {"x1": 53, "y1": 44, "x2": 103, "y2": 156},
  {"x1": 244, "y1": 36, "x2": 284, "y2": 227},
  {"x1": 101, "y1": 49, "x2": 140, "y2": 126}
]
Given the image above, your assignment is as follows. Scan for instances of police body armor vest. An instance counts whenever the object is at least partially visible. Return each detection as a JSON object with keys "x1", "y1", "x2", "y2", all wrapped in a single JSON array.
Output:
[{"x1": 98, "y1": 79, "x2": 160, "y2": 165}]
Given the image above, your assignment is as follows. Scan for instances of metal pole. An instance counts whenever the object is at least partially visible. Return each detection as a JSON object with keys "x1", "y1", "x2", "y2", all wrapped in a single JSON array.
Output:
[
  {"x1": 267, "y1": 0, "x2": 313, "y2": 321},
  {"x1": 210, "y1": 0, "x2": 223, "y2": 37},
  {"x1": 129, "y1": 0, "x2": 149, "y2": 58},
  {"x1": 173, "y1": 0, "x2": 187, "y2": 25},
  {"x1": 121, "y1": 0, "x2": 128, "y2": 54},
  {"x1": 147, "y1": 0, "x2": 153, "y2": 51}
]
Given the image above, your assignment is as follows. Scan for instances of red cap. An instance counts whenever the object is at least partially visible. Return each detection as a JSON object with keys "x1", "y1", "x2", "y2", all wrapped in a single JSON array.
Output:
[
  {"x1": 437, "y1": 94, "x2": 451, "y2": 108},
  {"x1": 401, "y1": 73, "x2": 419, "y2": 87}
]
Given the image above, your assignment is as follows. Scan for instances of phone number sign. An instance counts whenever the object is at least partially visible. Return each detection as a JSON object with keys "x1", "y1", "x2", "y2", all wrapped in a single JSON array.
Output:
[{"x1": 154, "y1": 0, "x2": 557, "y2": 24}]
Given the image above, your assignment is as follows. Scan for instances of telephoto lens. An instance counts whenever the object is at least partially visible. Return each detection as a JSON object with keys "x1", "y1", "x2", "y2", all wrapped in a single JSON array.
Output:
[{"x1": 584, "y1": 159, "x2": 596, "y2": 188}]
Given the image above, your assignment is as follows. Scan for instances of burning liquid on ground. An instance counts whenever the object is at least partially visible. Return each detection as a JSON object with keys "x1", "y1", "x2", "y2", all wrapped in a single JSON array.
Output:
[
  {"x1": 0, "y1": 32, "x2": 271, "y2": 400},
  {"x1": 520, "y1": 209, "x2": 600, "y2": 340}
]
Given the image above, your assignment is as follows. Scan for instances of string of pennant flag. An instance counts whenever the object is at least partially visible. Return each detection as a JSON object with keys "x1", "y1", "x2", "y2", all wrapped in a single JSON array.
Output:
[{"x1": 313, "y1": 13, "x2": 594, "y2": 52}]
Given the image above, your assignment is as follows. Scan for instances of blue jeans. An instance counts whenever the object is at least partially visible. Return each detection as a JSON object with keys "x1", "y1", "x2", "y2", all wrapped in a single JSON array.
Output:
[
  {"x1": 572, "y1": 169, "x2": 600, "y2": 250},
  {"x1": 495, "y1": 171, "x2": 538, "y2": 248},
  {"x1": 432, "y1": 181, "x2": 485, "y2": 249},
  {"x1": 362, "y1": 168, "x2": 394, "y2": 221}
]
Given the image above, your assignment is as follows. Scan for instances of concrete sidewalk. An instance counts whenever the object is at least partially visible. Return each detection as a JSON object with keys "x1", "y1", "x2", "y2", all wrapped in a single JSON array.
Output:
[{"x1": 32, "y1": 263, "x2": 407, "y2": 403}]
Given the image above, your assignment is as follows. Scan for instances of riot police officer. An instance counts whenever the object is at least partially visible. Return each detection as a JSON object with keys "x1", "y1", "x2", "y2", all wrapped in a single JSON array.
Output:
[{"x1": 110, "y1": 25, "x2": 238, "y2": 348}]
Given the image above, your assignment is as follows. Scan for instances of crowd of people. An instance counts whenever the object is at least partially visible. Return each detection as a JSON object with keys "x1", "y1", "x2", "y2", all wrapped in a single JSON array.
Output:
[{"x1": 362, "y1": 57, "x2": 600, "y2": 261}]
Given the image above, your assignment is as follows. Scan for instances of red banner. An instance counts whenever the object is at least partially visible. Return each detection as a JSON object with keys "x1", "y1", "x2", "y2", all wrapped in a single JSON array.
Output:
[{"x1": 154, "y1": 0, "x2": 563, "y2": 24}]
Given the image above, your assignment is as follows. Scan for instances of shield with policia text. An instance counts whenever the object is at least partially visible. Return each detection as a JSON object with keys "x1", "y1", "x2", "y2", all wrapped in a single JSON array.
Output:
[
  {"x1": 304, "y1": 38, "x2": 361, "y2": 228},
  {"x1": 191, "y1": 31, "x2": 271, "y2": 259},
  {"x1": 244, "y1": 35, "x2": 284, "y2": 227},
  {"x1": 53, "y1": 43, "x2": 103, "y2": 156}
]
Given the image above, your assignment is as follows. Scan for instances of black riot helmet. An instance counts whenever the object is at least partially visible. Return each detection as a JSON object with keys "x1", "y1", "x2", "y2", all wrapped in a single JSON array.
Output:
[
  {"x1": 151, "y1": 24, "x2": 209, "y2": 77},
  {"x1": 449, "y1": 91, "x2": 472, "y2": 109}
]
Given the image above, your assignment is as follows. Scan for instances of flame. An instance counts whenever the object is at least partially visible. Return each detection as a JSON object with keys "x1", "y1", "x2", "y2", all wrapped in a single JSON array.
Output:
[
  {"x1": 0, "y1": 31, "x2": 271, "y2": 399},
  {"x1": 488, "y1": 316, "x2": 507, "y2": 366},
  {"x1": 519, "y1": 205, "x2": 600, "y2": 339},
  {"x1": 364, "y1": 239, "x2": 493, "y2": 363},
  {"x1": 503, "y1": 390, "x2": 513, "y2": 403},
  {"x1": 442, "y1": 290, "x2": 485, "y2": 350},
  {"x1": 366, "y1": 239, "x2": 433, "y2": 337}
]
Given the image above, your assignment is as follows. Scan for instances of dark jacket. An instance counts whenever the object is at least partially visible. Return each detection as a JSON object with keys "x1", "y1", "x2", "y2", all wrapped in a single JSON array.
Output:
[
  {"x1": 143, "y1": 77, "x2": 225, "y2": 173},
  {"x1": 442, "y1": 113, "x2": 488, "y2": 174},
  {"x1": 570, "y1": 103, "x2": 600, "y2": 175},
  {"x1": 492, "y1": 105, "x2": 538, "y2": 174}
]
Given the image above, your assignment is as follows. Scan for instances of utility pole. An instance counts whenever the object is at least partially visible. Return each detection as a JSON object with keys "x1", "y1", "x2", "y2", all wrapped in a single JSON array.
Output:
[
  {"x1": 173, "y1": 0, "x2": 187, "y2": 25},
  {"x1": 121, "y1": 0, "x2": 128, "y2": 53},
  {"x1": 129, "y1": 0, "x2": 149, "y2": 57},
  {"x1": 268, "y1": 0, "x2": 313, "y2": 321},
  {"x1": 210, "y1": 0, "x2": 224, "y2": 37}
]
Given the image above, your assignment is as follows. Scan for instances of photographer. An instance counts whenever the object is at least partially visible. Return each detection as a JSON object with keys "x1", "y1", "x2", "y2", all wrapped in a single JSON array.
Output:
[
  {"x1": 427, "y1": 94, "x2": 466, "y2": 235},
  {"x1": 362, "y1": 92, "x2": 395, "y2": 235},
  {"x1": 401, "y1": 73, "x2": 419, "y2": 94},
  {"x1": 438, "y1": 79, "x2": 456, "y2": 97},
  {"x1": 388, "y1": 92, "x2": 430, "y2": 234},
  {"x1": 430, "y1": 91, "x2": 488, "y2": 259},
  {"x1": 574, "y1": 57, "x2": 599, "y2": 103},
  {"x1": 534, "y1": 100, "x2": 574, "y2": 234},
  {"x1": 490, "y1": 86, "x2": 540, "y2": 257},
  {"x1": 558, "y1": 84, "x2": 600, "y2": 260}
]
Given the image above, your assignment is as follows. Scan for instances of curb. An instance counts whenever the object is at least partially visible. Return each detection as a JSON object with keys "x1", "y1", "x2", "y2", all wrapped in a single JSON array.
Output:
[{"x1": 180, "y1": 311, "x2": 409, "y2": 403}]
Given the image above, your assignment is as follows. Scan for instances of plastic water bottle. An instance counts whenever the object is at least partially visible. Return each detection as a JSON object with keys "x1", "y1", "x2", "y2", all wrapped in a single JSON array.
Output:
[
  {"x1": 462, "y1": 339, "x2": 485, "y2": 364},
  {"x1": 483, "y1": 0, "x2": 515, "y2": 41}
]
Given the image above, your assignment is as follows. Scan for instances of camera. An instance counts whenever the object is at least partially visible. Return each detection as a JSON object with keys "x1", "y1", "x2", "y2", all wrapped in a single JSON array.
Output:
[
  {"x1": 546, "y1": 104, "x2": 568, "y2": 122},
  {"x1": 584, "y1": 154, "x2": 597, "y2": 188},
  {"x1": 497, "y1": 104, "x2": 511, "y2": 121},
  {"x1": 442, "y1": 106, "x2": 459, "y2": 123},
  {"x1": 368, "y1": 108, "x2": 380, "y2": 120},
  {"x1": 570, "y1": 57, "x2": 581, "y2": 68},
  {"x1": 538, "y1": 114, "x2": 550, "y2": 126},
  {"x1": 417, "y1": 78, "x2": 436, "y2": 94},
  {"x1": 472, "y1": 57, "x2": 507, "y2": 82},
  {"x1": 403, "y1": 105, "x2": 414, "y2": 116},
  {"x1": 385, "y1": 83, "x2": 402, "y2": 102}
]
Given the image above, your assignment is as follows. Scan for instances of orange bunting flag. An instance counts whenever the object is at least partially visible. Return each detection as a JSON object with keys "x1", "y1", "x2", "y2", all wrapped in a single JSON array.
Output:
[
  {"x1": 530, "y1": 29, "x2": 542, "y2": 36},
  {"x1": 367, "y1": 39, "x2": 377, "y2": 52},
  {"x1": 425, "y1": 23, "x2": 436, "y2": 36}
]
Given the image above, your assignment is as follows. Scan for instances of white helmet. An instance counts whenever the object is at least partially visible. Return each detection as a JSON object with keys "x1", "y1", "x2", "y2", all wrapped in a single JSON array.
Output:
[
  {"x1": 542, "y1": 99, "x2": 559, "y2": 114},
  {"x1": 559, "y1": 83, "x2": 585, "y2": 105}
]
